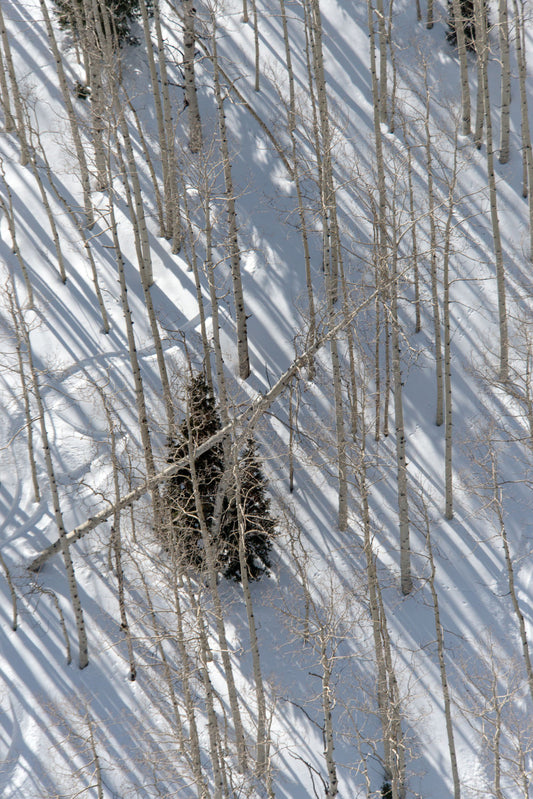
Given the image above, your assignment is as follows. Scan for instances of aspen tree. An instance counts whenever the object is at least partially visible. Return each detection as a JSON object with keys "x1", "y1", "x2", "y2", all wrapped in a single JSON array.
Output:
[
  {"x1": 282, "y1": 83, "x2": 316, "y2": 365},
  {"x1": 376, "y1": 0, "x2": 388, "y2": 124},
  {"x1": 358, "y1": 440, "x2": 406, "y2": 797},
  {"x1": 180, "y1": 176, "x2": 212, "y2": 382},
  {"x1": 0, "y1": 1, "x2": 28, "y2": 164},
  {"x1": 183, "y1": 575, "x2": 225, "y2": 798},
  {"x1": 279, "y1": 0, "x2": 296, "y2": 132},
  {"x1": 163, "y1": 550, "x2": 208, "y2": 796},
  {"x1": 497, "y1": 0, "x2": 511, "y2": 163},
  {"x1": 7, "y1": 285, "x2": 40, "y2": 502},
  {"x1": 130, "y1": 551, "x2": 185, "y2": 737},
  {"x1": 38, "y1": 0, "x2": 94, "y2": 228},
  {"x1": 368, "y1": 0, "x2": 389, "y2": 442},
  {"x1": 182, "y1": 0, "x2": 203, "y2": 152},
  {"x1": 96, "y1": 386, "x2": 136, "y2": 681},
  {"x1": 488, "y1": 449, "x2": 533, "y2": 704},
  {"x1": 185, "y1": 420, "x2": 248, "y2": 773},
  {"x1": 83, "y1": 0, "x2": 110, "y2": 192},
  {"x1": 232, "y1": 436, "x2": 270, "y2": 784},
  {"x1": 31, "y1": 139, "x2": 110, "y2": 331},
  {"x1": 427, "y1": 0, "x2": 433, "y2": 27},
  {"x1": 451, "y1": 0, "x2": 471, "y2": 135},
  {"x1": 0, "y1": 550, "x2": 17, "y2": 631},
  {"x1": 26, "y1": 121, "x2": 67, "y2": 284},
  {"x1": 0, "y1": 161, "x2": 34, "y2": 308},
  {"x1": 306, "y1": 0, "x2": 341, "y2": 296},
  {"x1": 114, "y1": 119, "x2": 175, "y2": 432},
  {"x1": 442, "y1": 133, "x2": 459, "y2": 521},
  {"x1": 201, "y1": 158, "x2": 228, "y2": 402},
  {"x1": 12, "y1": 288, "x2": 88, "y2": 668},
  {"x1": 0, "y1": 31, "x2": 15, "y2": 132},
  {"x1": 401, "y1": 118, "x2": 421, "y2": 332},
  {"x1": 125, "y1": 91, "x2": 165, "y2": 235},
  {"x1": 137, "y1": 0, "x2": 176, "y2": 242},
  {"x1": 475, "y1": 0, "x2": 509, "y2": 381},
  {"x1": 33, "y1": 584, "x2": 71, "y2": 662},
  {"x1": 251, "y1": 0, "x2": 260, "y2": 92},
  {"x1": 390, "y1": 224, "x2": 412, "y2": 595},
  {"x1": 306, "y1": 0, "x2": 348, "y2": 528},
  {"x1": 510, "y1": 0, "x2": 533, "y2": 258},
  {"x1": 104, "y1": 159, "x2": 161, "y2": 519},
  {"x1": 152, "y1": 0, "x2": 183, "y2": 251},
  {"x1": 211, "y1": 11, "x2": 250, "y2": 380},
  {"x1": 423, "y1": 74, "x2": 444, "y2": 425},
  {"x1": 417, "y1": 493, "x2": 461, "y2": 797}
]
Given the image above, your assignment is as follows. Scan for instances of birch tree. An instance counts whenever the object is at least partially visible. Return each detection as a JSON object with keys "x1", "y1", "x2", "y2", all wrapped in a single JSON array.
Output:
[
  {"x1": 9, "y1": 285, "x2": 88, "y2": 668},
  {"x1": 210, "y1": 10, "x2": 250, "y2": 380},
  {"x1": 475, "y1": 0, "x2": 508, "y2": 381}
]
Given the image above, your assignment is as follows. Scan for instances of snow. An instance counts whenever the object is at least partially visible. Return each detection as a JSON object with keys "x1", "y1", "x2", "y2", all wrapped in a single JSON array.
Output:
[{"x1": 0, "y1": 0, "x2": 532, "y2": 796}]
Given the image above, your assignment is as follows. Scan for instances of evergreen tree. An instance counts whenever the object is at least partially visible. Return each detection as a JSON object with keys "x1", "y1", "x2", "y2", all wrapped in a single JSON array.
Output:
[
  {"x1": 165, "y1": 373, "x2": 225, "y2": 569},
  {"x1": 53, "y1": 0, "x2": 150, "y2": 47},
  {"x1": 165, "y1": 374, "x2": 275, "y2": 581},
  {"x1": 222, "y1": 440, "x2": 276, "y2": 582},
  {"x1": 446, "y1": 0, "x2": 487, "y2": 50}
]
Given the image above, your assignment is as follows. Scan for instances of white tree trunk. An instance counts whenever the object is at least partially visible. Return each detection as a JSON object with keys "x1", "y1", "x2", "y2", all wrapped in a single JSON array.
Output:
[{"x1": 211, "y1": 18, "x2": 250, "y2": 380}]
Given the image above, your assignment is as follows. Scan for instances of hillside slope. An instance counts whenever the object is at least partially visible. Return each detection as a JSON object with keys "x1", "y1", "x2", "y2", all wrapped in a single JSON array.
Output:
[{"x1": 0, "y1": 0, "x2": 532, "y2": 796}]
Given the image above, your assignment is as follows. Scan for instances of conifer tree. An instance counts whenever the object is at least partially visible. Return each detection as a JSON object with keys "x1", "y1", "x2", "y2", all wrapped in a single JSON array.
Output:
[
  {"x1": 222, "y1": 440, "x2": 275, "y2": 582},
  {"x1": 166, "y1": 373, "x2": 225, "y2": 570},
  {"x1": 54, "y1": 0, "x2": 149, "y2": 47},
  {"x1": 446, "y1": 0, "x2": 487, "y2": 50},
  {"x1": 165, "y1": 374, "x2": 275, "y2": 581}
]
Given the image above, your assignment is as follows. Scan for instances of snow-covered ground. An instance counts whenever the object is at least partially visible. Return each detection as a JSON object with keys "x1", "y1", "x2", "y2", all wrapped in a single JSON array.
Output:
[{"x1": 0, "y1": 0, "x2": 532, "y2": 796}]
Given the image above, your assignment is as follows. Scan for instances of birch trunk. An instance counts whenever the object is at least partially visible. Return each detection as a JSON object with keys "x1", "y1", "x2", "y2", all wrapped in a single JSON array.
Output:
[
  {"x1": 137, "y1": 0, "x2": 175, "y2": 241},
  {"x1": 184, "y1": 578, "x2": 225, "y2": 799},
  {"x1": 424, "y1": 79, "x2": 444, "y2": 425},
  {"x1": 186, "y1": 440, "x2": 248, "y2": 773},
  {"x1": 0, "y1": 162, "x2": 34, "y2": 308},
  {"x1": 211, "y1": 18, "x2": 250, "y2": 380},
  {"x1": 167, "y1": 565, "x2": 208, "y2": 796},
  {"x1": 390, "y1": 245, "x2": 411, "y2": 595},
  {"x1": 0, "y1": 1, "x2": 28, "y2": 163},
  {"x1": 279, "y1": 0, "x2": 296, "y2": 132},
  {"x1": 16, "y1": 293, "x2": 88, "y2": 668},
  {"x1": 233, "y1": 441, "x2": 270, "y2": 782},
  {"x1": 115, "y1": 119, "x2": 175, "y2": 431},
  {"x1": 182, "y1": 0, "x2": 203, "y2": 152},
  {"x1": 105, "y1": 167, "x2": 161, "y2": 519},
  {"x1": 490, "y1": 453, "x2": 533, "y2": 703},
  {"x1": 497, "y1": 0, "x2": 511, "y2": 164},
  {"x1": 420, "y1": 498, "x2": 461, "y2": 796},
  {"x1": 451, "y1": 0, "x2": 471, "y2": 135},
  {"x1": 476, "y1": 0, "x2": 509, "y2": 380},
  {"x1": 8, "y1": 290, "x2": 40, "y2": 502},
  {"x1": 511, "y1": 0, "x2": 533, "y2": 258},
  {"x1": 442, "y1": 140, "x2": 458, "y2": 520},
  {"x1": 0, "y1": 34, "x2": 15, "y2": 132},
  {"x1": 38, "y1": 0, "x2": 94, "y2": 227}
]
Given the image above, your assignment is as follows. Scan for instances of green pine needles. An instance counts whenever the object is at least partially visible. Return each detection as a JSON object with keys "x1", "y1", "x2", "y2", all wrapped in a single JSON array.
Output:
[
  {"x1": 165, "y1": 373, "x2": 276, "y2": 582},
  {"x1": 53, "y1": 0, "x2": 151, "y2": 47}
]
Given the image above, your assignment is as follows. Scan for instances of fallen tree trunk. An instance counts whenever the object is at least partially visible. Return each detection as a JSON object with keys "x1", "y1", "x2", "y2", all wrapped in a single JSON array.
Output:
[{"x1": 27, "y1": 281, "x2": 388, "y2": 573}]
